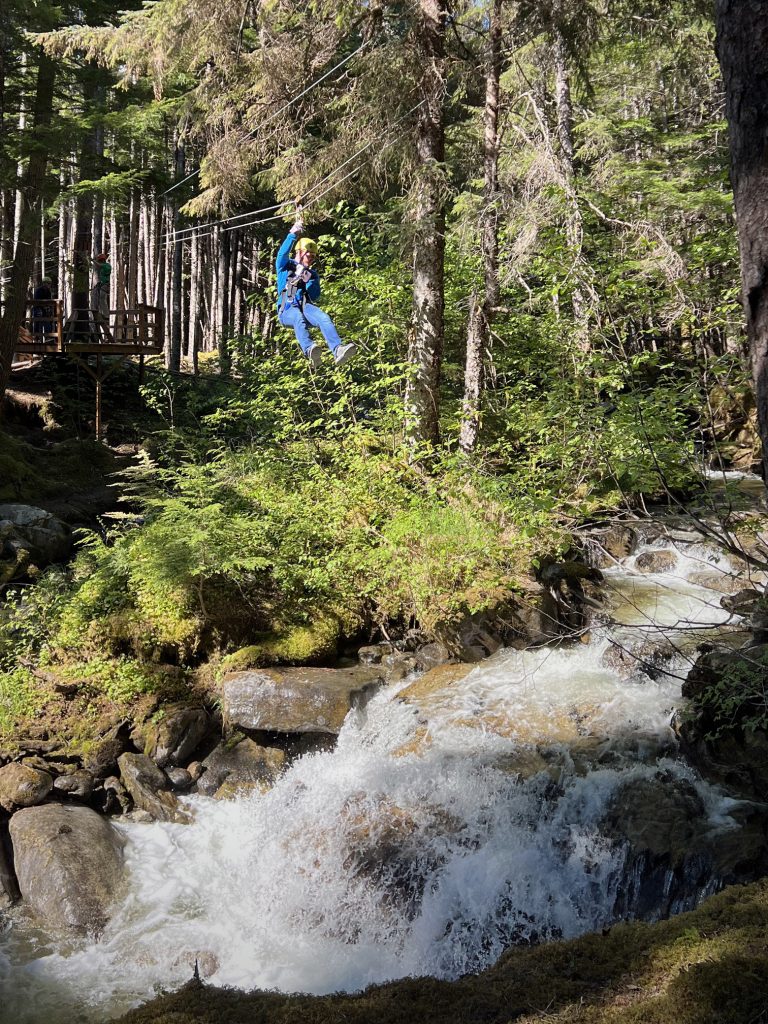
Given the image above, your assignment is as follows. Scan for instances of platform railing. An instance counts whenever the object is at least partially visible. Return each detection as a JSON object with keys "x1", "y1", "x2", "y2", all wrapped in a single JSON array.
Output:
[
  {"x1": 18, "y1": 299, "x2": 65, "y2": 351},
  {"x1": 16, "y1": 302, "x2": 164, "y2": 355}
]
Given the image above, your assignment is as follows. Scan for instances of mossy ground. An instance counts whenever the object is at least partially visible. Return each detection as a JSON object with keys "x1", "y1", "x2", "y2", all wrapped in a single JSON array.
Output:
[
  {"x1": 0, "y1": 430, "x2": 117, "y2": 504},
  {"x1": 116, "y1": 879, "x2": 768, "y2": 1024}
]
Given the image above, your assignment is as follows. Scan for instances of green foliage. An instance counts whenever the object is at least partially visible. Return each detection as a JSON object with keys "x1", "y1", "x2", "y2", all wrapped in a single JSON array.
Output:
[
  {"x1": 53, "y1": 655, "x2": 157, "y2": 703},
  {"x1": 0, "y1": 668, "x2": 41, "y2": 736},
  {"x1": 694, "y1": 646, "x2": 768, "y2": 738},
  {"x1": 45, "y1": 436, "x2": 556, "y2": 663}
]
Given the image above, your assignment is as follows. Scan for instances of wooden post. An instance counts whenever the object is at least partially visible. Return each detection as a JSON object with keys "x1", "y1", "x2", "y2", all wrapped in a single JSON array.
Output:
[
  {"x1": 56, "y1": 298, "x2": 63, "y2": 351},
  {"x1": 139, "y1": 304, "x2": 148, "y2": 348},
  {"x1": 95, "y1": 353, "x2": 102, "y2": 440}
]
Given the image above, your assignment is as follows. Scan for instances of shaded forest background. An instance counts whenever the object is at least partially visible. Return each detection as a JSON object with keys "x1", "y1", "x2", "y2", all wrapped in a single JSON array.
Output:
[{"x1": 0, "y1": 0, "x2": 750, "y2": 451}]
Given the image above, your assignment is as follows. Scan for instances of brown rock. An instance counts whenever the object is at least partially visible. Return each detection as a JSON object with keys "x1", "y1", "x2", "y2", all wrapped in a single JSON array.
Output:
[
  {"x1": 198, "y1": 737, "x2": 285, "y2": 797},
  {"x1": 221, "y1": 666, "x2": 385, "y2": 735},
  {"x1": 117, "y1": 753, "x2": 190, "y2": 823},
  {"x1": 143, "y1": 704, "x2": 209, "y2": 767},
  {"x1": 0, "y1": 762, "x2": 52, "y2": 811},
  {"x1": 634, "y1": 549, "x2": 677, "y2": 574}
]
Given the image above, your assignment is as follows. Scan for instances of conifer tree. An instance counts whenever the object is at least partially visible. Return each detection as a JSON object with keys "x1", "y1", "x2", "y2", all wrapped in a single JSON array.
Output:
[{"x1": 715, "y1": 0, "x2": 768, "y2": 480}]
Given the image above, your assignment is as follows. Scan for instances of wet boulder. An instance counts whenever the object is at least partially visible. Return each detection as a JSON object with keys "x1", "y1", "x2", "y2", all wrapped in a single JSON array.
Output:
[
  {"x1": 358, "y1": 645, "x2": 418, "y2": 682},
  {"x1": 414, "y1": 642, "x2": 454, "y2": 672},
  {"x1": 143, "y1": 704, "x2": 209, "y2": 767},
  {"x1": 9, "y1": 804, "x2": 124, "y2": 935},
  {"x1": 604, "y1": 772, "x2": 768, "y2": 919},
  {"x1": 588, "y1": 524, "x2": 637, "y2": 566},
  {"x1": 53, "y1": 769, "x2": 96, "y2": 801},
  {"x1": 221, "y1": 666, "x2": 385, "y2": 735},
  {"x1": 720, "y1": 589, "x2": 763, "y2": 617},
  {"x1": 601, "y1": 635, "x2": 677, "y2": 682},
  {"x1": 198, "y1": 736, "x2": 285, "y2": 797},
  {"x1": 445, "y1": 581, "x2": 565, "y2": 662},
  {"x1": 0, "y1": 831, "x2": 19, "y2": 908},
  {"x1": 117, "y1": 753, "x2": 190, "y2": 823},
  {"x1": 634, "y1": 549, "x2": 677, "y2": 574},
  {"x1": 0, "y1": 762, "x2": 52, "y2": 811},
  {"x1": 166, "y1": 768, "x2": 193, "y2": 791}
]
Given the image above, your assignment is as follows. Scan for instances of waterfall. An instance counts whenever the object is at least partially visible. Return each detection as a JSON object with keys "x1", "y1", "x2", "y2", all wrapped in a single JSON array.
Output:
[{"x1": 1, "y1": 519, "x2": 763, "y2": 1023}]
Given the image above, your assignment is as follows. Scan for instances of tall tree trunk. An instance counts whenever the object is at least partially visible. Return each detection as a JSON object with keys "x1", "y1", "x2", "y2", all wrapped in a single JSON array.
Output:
[
  {"x1": 57, "y1": 165, "x2": 67, "y2": 303},
  {"x1": 188, "y1": 227, "x2": 201, "y2": 371},
  {"x1": 460, "y1": 0, "x2": 502, "y2": 454},
  {"x1": 552, "y1": 20, "x2": 588, "y2": 349},
  {"x1": 169, "y1": 140, "x2": 185, "y2": 371},
  {"x1": 127, "y1": 187, "x2": 139, "y2": 308},
  {"x1": 1, "y1": 189, "x2": 13, "y2": 302},
  {"x1": 232, "y1": 229, "x2": 243, "y2": 338},
  {"x1": 218, "y1": 229, "x2": 231, "y2": 373},
  {"x1": 0, "y1": 52, "x2": 56, "y2": 402},
  {"x1": 13, "y1": 52, "x2": 28, "y2": 257},
  {"x1": 405, "y1": 0, "x2": 447, "y2": 448},
  {"x1": 716, "y1": 1, "x2": 768, "y2": 481}
]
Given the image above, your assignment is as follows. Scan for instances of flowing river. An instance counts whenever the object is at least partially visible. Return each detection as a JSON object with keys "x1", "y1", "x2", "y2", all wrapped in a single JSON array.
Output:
[{"x1": 1, "y1": 497, "x2": 765, "y2": 1023}]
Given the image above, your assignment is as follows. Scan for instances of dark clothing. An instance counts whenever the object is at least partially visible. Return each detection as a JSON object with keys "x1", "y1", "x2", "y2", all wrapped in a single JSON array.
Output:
[{"x1": 32, "y1": 283, "x2": 53, "y2": 336}]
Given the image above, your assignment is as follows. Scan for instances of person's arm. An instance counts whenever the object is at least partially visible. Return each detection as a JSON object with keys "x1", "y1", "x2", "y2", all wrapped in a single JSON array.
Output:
[{"x1": 276, "y1": 219, "x2": 303, "y2": 273}]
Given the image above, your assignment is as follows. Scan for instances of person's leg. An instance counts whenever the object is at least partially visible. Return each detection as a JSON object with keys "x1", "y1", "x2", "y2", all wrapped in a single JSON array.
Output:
[
  {"x1": 301, "y1": 304, "x2": 342, "y2": 354},
  {"x1": 279, "y1": 305, "x2": 313, "y2": 355}
]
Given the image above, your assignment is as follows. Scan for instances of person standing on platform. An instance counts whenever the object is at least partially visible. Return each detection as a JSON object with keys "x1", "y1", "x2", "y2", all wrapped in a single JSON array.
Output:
[{"x1": 91, "y1": 253, "x2": 112, "y2": 321}]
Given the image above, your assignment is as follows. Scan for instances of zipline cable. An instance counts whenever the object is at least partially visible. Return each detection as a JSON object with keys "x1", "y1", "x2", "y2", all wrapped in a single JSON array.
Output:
[
  {"x1": 161, "y1": 40, "x2": 369, "y2": 199},
  {"x1": 163, "y1": 99, "x2": 426, "y2": 248}
]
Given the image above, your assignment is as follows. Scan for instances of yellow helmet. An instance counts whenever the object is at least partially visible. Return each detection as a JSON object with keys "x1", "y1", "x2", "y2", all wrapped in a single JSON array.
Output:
[{"x1": 296, "y1": 237, "x2": 318, "y2": 254}]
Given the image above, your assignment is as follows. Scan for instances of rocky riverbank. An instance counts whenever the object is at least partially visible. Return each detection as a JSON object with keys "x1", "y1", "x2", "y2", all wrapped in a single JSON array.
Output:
[
  {"x1": 0, "y1": 556, "x2": 595, "y2": 928},
  {"x1": 3, "y1": 473, "x2": 768, "y2": 1023}
]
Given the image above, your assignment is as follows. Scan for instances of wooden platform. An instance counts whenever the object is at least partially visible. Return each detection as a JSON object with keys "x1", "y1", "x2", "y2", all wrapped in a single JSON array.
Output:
[
  {"x1": 15, "y1": 300, "x2": 164, "y2": 356},
  {"x1": 14, "y1": 300, "x2": 165, "y2": 439}
]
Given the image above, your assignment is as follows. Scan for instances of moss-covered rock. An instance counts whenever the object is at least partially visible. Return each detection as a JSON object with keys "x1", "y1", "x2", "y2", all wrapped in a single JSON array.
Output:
[{"x1": 221, "y1": 615, "x2": 341, "y2": 672}]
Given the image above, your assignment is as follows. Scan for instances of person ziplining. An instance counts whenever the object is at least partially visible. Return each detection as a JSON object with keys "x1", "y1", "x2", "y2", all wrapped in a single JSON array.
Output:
[{"x1": 276, "y1": 213, "x2": 357, "y2": 367}]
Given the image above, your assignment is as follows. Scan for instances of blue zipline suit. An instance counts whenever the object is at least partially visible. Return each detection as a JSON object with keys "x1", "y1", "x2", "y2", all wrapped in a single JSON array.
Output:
[{"x1": 276, "y1": 230, "x2": 343, "y2": 356}]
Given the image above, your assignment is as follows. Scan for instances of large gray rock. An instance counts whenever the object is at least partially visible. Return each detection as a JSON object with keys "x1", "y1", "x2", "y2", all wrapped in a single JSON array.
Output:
[
  {"x1": 222, "y1": 666, "x2": 385, "y2": 735},
  {"x1": 0, "y1": 504, "x2": 71, "y2": 584},
  {"x1": 604, "y1": 772, "x2": 768, "y2": 919},
  {"x1": 198, "y1": 737, "x2": 285, "y2": 797},
  {"x1": 9, "y1": 804, "x2": 124, "y2": 935},
  {"x1": 117, "y1": 753, "x2": 190, "y2": 823},
  {"x1": 0, "y1": 832, "x2": 19, "y2": 908},
  {"x1": 143, "y1": 704, "x2": 209, "y2": 767},
  {"x1": 0, "y1": 762, "x2": 52, "y2": 812}
]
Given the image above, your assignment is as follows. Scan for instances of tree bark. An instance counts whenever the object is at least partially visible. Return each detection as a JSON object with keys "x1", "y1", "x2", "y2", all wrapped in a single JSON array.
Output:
[
  {"x1": 716, "y1": 0, "x2": 768, "y2": 480},
  {"x1": 552, "y1": 21, "x2": 588, "y2": 349},
  {"x1": 127, "y1": 187, "x2": 139, "y2": 308},
  {"x1": 459, "y1": 0, "x2": 502, "y2": 454},
  {"x1": 57, "y1": 165, "x2": 68, "y2": 304},
  {"x1": 188, "y1": 227, "x2": 201, "y2": 371},
  {"x1": 0, "y1": 52, "x2": 56, "y2": 403},
  {"x1": 405, "y1": 0, "x2": 447, "y2": 449},
  {"x1": 169, "y1": 140, "x2": 185, "y2": 371}
]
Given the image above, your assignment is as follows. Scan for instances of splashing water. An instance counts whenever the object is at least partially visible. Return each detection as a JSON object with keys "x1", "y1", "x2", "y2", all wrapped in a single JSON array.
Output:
[{"x1": 0, "y1": 527, "x2": 761, "y2": 1023}]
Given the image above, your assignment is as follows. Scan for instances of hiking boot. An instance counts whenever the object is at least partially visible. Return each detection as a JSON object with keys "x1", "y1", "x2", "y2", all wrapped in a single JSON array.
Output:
[
  {"x1": 307, "y1": 343, "x2": 322, "y2": 367},
  {"x1": 334, "y1": 342, "x2": 357, "y2": 366}
]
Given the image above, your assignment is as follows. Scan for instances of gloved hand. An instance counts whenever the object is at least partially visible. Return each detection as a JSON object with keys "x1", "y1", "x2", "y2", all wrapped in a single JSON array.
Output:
[
  {"x1": 290, "y1": 220, "x2": 304, "y2": 235},
  {"x1": 297, "y1": 267, "x2": 313, "y2": 283}
]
